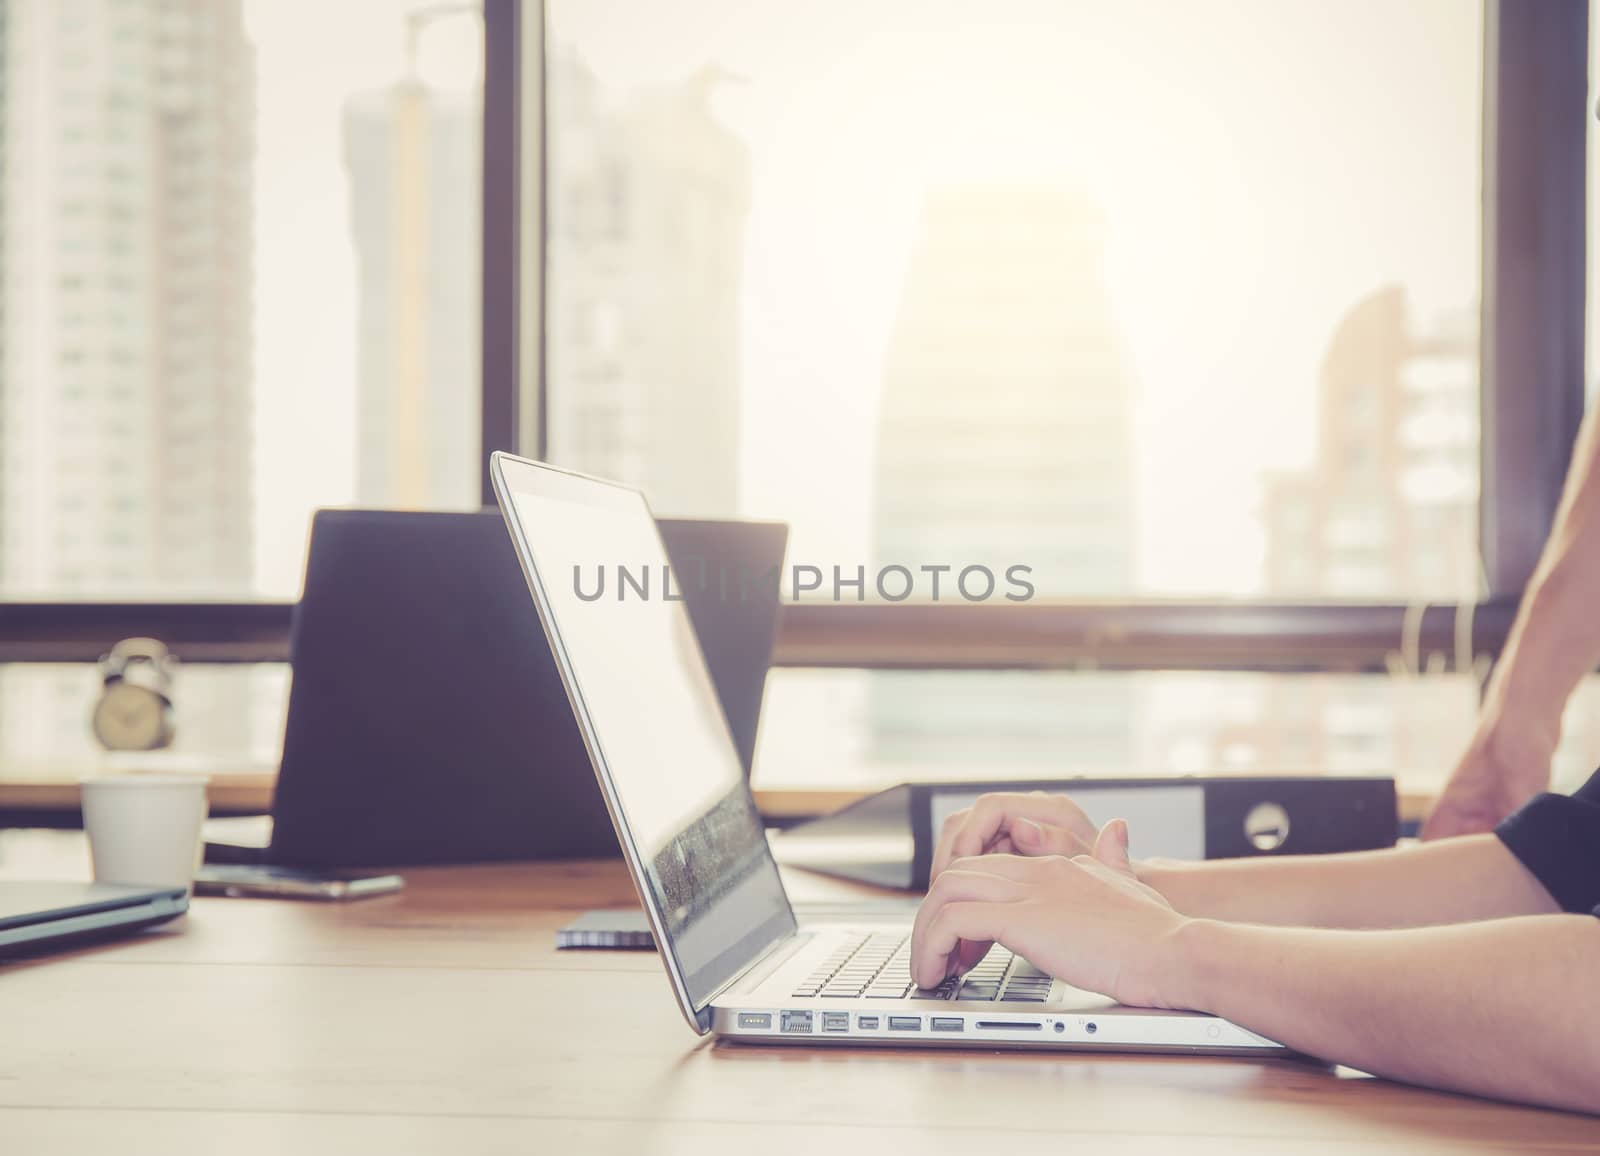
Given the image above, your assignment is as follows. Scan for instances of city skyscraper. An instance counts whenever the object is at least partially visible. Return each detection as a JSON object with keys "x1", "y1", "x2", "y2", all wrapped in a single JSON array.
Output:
[
  {"x1": 870, "y1": 187, "x2": 1138, "y2": 769},
  {"x1": 1263, "y1": 285, "x2": 1478, "y2": 602},
  {"x1": 0, "y1": 0, "x2": 255, "y2": 755},
  {"x1": 544, "y1": 51, "x2": 750, "y2": 516},
  {"x1": 1146, "y1": 286, "x2": 1481, "y2": 781},
  {"x1": 0, "y1": 0, "x2": 255, "y2": 595},
  {"x1": 344, "y1": 80, "x2": 481, "y2": 511}
]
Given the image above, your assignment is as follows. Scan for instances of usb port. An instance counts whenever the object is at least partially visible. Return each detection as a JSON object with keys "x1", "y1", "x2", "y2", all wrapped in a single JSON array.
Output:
[
  {"x1": 930, "y1": 1017, "x2": 964, "y2": 1033},
  {"x1": 888, "y1": 1016, "x2": 921, "y2": 1032},
  {"x1": 737, "y1": 1013, "x2": 772, "y2": 1030},
  {"x1": 857, "y1": 1015, "x2": 880, "y2": 1030},
  {"x1": 780, "y1": 1011, "x2": 813, "y2": 1034},
  {"x1": 822, "y1": 1011, "x2": 850, "y2": 1033}
]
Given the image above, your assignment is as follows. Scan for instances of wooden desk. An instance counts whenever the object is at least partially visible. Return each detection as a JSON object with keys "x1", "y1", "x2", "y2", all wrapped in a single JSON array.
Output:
[
  {"x1": 0, "y1": 762, "x2": 1441, "y2": 826},
  {"x1": 0, "y1": 756, "x2": 280, "y2": 825},
  {"x1": 4, "y1": 831, "x2": 1593, "y2": 1155}
]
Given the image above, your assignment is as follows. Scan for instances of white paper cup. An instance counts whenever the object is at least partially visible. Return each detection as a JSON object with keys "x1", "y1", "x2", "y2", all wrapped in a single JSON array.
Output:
[{"x1": 80, "y1": 773, "x2": 210, "y2": 892}]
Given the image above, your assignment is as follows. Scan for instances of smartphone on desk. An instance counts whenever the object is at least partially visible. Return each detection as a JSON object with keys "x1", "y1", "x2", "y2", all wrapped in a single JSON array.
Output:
[{"x1": 193, "y1": 864, "x2": 405, "y2": 902}]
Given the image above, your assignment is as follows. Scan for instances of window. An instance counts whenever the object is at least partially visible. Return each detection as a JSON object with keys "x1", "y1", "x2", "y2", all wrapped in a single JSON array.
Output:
[
  {"x1": 0, "y1": 0, "x2": 485, "y2": 604},
  {"x1": 544, "y1": 0, "x2": 1485, "y2": 604},
  {"x1": 754, "y1": 668, "x2": 1489, "y2": 801},
  {"x1": 0, "y1": 0, "x2": 484, "y2": 764},
  {"x1": 0, "y1": 1, "x2": 1589, "y2": 813},
  {"x1": 753, "y1": 659, "x2": 1600, "y2": 800},
  {"x1": 541, "y1": 0, "x2": 1506, "y2": 795}
]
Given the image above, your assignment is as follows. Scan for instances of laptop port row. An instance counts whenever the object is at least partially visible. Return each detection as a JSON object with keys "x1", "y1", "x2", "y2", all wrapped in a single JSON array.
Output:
[
  {"x1": 755, "y1": 1012, "x2": 1032, "y2": 1035},
  {"x1": 774, "y1": 1010, "x2": 905, "y2": 1033}
]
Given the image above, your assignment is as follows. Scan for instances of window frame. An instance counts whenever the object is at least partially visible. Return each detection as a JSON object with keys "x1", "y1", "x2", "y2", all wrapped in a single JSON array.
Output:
[{"x1": 0, "y1": 0, "x2": 1589, "y2": 690}]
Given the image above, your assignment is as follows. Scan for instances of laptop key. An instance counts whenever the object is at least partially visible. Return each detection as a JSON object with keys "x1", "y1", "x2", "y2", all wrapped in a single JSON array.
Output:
[{"x1": 793, "y1": 933, "x2": 933, "y2": 1001}]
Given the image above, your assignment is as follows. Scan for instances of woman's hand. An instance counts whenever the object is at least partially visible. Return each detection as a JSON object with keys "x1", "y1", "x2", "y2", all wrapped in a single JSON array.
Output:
[
  {"x1": 910, "y1": 819, "x2": 1193, "y2": 1009},
  {"x1": 930, "y1": 791, "x2": 1101, "y2": 881}
]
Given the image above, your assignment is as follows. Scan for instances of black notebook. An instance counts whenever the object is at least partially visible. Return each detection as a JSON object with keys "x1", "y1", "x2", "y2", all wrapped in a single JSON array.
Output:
[{"x1": 555, "y1": 909, "x2": 655, "y2": 949}]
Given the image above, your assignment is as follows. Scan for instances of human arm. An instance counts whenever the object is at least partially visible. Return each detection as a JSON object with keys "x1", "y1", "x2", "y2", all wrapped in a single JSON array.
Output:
[
  {"x1": 910, "y1": 824, "x2": 1600, "y2": 1114},
  {"x1": 1425, "y1": 404, "x2": 1600, "y2": 839},
  {"x1": 1150, "y1": 765, "x2": 1600, "y2": 927},
  {"x1": 1173, "y1": 914, "x2": 1600, "y2": 1113},
  {"x1": 930, "y1": 790, "x2": 1557, "y2": 928},
  {"x1": 1136, "y1": 835, "x2": 1557, "y2": 927}
]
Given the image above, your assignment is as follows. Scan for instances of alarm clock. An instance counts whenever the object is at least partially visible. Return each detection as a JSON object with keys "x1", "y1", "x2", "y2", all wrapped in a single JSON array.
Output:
[{"x1": 90, "y1": 637, "x2": 177, "y2": 751}]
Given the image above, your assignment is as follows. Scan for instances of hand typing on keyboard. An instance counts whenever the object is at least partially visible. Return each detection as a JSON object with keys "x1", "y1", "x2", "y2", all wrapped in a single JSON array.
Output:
[
  {"x1": 791, "y1": 936, "x2": 1052, "y2": 1003},
  {"x1": 909, "y1": 818, "x2": 1193, "y2": 1010},
  {"x1": 930, "y1": 790, "x2": 1103, "y2": 882}
]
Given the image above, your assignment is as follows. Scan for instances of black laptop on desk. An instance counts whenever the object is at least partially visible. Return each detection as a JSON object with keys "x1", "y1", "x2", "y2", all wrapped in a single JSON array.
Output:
[{"x1": 208, "y1": 509, "x2": 788, "y2": 868}]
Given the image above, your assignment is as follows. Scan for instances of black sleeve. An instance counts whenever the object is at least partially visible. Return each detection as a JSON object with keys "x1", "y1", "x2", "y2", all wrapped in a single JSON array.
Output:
[{"x1": 1495, "y1": 767, "x2": 1600, "y2": 918}]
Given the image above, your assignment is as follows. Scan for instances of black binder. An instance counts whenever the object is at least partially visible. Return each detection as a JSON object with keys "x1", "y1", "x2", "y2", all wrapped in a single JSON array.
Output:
[{"x1": 778, "y1": 776, "x2": 1398, "y2": 891}]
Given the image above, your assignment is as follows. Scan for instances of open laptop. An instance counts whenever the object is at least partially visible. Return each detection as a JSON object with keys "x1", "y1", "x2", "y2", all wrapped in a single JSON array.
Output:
[
  {"x1": 491, "y1": 453, "x2": 1285, "y2": 1053},
  {"x1": 210, "y1": 509, "x2": 788, "y2": 868},
  {"x1": 0, "y1": 882, "x2": 187, "y2": 956}
]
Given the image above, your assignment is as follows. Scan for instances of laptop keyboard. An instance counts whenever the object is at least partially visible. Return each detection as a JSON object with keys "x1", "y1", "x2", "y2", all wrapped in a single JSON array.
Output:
[{"x1": 789, "y1": 932, "x2": 1055, "y2": 1002}]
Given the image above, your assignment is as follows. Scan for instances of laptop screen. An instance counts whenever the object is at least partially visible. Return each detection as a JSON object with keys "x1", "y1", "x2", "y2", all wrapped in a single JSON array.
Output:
[{"x1": 496, "y1": 459, "x2": 796, "y2": 1011}]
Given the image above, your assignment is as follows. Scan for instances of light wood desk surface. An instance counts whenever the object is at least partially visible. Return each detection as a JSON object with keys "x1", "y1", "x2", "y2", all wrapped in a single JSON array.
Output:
[
  {"x1": 0, "y1": 760, "x2": 1442, "y2": 825},
  {"x1": 3, "y1": 830, "x2": 1595, "y2": 1155}
]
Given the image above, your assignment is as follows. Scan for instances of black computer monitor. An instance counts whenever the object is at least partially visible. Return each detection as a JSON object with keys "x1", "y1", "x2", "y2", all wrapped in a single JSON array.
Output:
[{"x1": 264, "y1": 509, "x2": 788, "y2": 867}]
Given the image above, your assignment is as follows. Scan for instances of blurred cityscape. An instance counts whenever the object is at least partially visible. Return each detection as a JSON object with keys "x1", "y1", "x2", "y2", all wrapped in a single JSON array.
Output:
[
  {"x1": 1, "y1": 0, "x2": 1592, "y2": 790},
  {"x1": 870, "y1": 188, "x2": 1136, "y2": 769},
  {"x1": 544, "y1": 51, "x2": 749, "y2": 517},
  {"x1": 345, "y1": 79, "x2": 482, "y2": 511},
  {"x1": 0, "y1": 0, "x2": 257, "y2": 755}
]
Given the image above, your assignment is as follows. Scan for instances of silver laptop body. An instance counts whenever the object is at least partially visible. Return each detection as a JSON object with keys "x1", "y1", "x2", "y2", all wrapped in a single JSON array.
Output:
[
  {"x1": 0, "y1": 881, "x2": 187, "y2": 954},
  {"x1": 491, "y1": 452, "x2": 1283, "y2": 1055}
]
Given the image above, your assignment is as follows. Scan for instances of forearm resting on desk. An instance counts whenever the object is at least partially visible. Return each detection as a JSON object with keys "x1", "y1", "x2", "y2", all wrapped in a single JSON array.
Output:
[
  {"x1": 1138, "y1": 835, "x2": 1559, "y2": 929},
  {"x1": 1165, "y1": 915, "x2": 1600, "y2": 1115}
]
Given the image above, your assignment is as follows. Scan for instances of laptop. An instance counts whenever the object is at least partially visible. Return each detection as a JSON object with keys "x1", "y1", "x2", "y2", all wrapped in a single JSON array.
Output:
[
  {"x1": 211, "y1": 509, "x2": 788, "y2": 868},
  {"x1": 491, "y1": 453, "x2": 1286, "y2": 1053},
  {"x1": 0, "y1": 882, "x2": 187, "y2": 956}
]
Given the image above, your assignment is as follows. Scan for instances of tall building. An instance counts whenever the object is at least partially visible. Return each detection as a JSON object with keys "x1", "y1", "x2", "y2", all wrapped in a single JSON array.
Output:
[
  {"x1": 0, "y1": 0, "x2": 255, "y2": 594},
  {"x1": 1149, "y1": 286, "x2": 1481, "y2": 781},
  {"x1": 1263, "y1": 285, "x2": 1478, "y2": 601},
  {"x1": 870, "y1": 187, "x2": 1138, "y2": 770},
  {"x1": 545, "y1": 52, "x2": 749, "y2": 516},
  {"x1": 0, "y1": 0, "x2": 255, "y2": 757},
  {"x1": 344, "y1": 81, "x2": 481, "y2": 510}
]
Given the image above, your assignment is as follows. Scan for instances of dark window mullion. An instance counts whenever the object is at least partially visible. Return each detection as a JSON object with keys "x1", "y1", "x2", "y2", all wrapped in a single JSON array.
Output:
[
  {"x1": 1478, "y1": 0, "x2": 1589, "y2": 596},
  {"x1": 480, "y1": 0, "x2": 524, "y2": 506}
]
